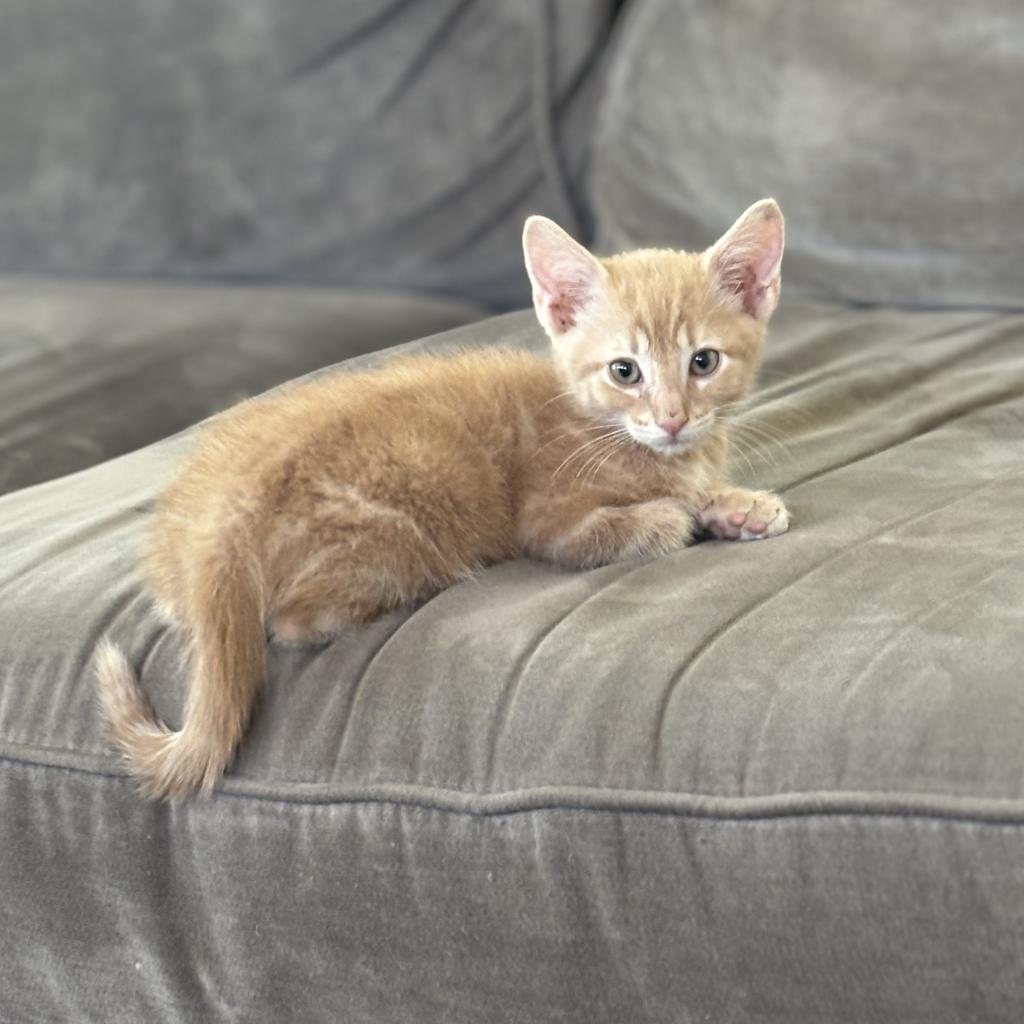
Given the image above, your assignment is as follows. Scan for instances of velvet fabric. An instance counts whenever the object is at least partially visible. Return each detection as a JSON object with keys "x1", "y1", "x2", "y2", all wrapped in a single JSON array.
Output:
[
  {"x1": 0, "y1": 1, "x2": 615, "y2": 308},
  {"x1": 590, "y1": 0, "x2": 1024, "y2": 310},
  {"x1": 2, "y1": 303, "x2": 1023, "y2": 1022},
  {"x1": 0, "y1": 277, "x2": 480, "y2": 494}
]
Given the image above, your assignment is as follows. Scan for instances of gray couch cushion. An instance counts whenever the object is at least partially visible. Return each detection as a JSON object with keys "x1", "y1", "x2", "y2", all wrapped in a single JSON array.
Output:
[
  {"x1": 2, "y1": 302, "x2": 1023, "y2": 1021},
  {"x1": 0, "y1": 0, "x2": 616, "y2": 308},
  {"x1": 590, "y1": 0, "x2": 1024, "y2": 310},
  {"x1": 0, "y1": 277, "x2": 480, "y2": 494}
]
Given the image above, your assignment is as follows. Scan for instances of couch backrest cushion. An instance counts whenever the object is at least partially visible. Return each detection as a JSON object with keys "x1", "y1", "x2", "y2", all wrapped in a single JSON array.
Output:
[
  {"x1": 590, "y1": 0, "x2": 1024, "y2": 310},
  {"x1": 0, "y1": 0, "x2": 616, "y2": 308}
]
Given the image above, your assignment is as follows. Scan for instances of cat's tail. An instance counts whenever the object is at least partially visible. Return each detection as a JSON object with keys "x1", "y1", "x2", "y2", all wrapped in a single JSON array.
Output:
[{"x1": 96, "y1": 561, "x2": 266, "y2": 800}]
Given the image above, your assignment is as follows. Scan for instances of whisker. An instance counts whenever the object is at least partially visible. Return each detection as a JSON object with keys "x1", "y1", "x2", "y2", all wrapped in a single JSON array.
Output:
[
  {"x1": 724, "y1": 433, "x2": 758, "y2": 477},
  {"x1": 712, "y1": 419, "x2": 779, "y2": 474},
  {"x1": 729, "y1": 429, "x2": 785, "y2": 468},
  {"x1": 551, "y1": 430, "x2": 627, "y2": 481},
  {"x1": 571, "y1": 429, "x2": 630, "y2": 478},
  {"x1": 536, "y1": 389, "x2": 577, "y2": 413},
  {"x1": 583, "y1": 436, "x2": 633, "y2": 483},
  {"x1": 731, "y1": 422, "x2": 792, "y2": 447},
  {"x1": 535, "y1": 422, "x2": 620, "y2": 456},
  {"x1": 752, "y1": 396, "x2": 818, "y2": 425},
  {"x1": 727, "y1": 425, "x2": 785, "y2": 460},
  {"x1": 575, "y1": 430, "x2": 633, "y2": 482},
  {"x1": 731, "y1": 422, "x2": 797, "y2": 454}
]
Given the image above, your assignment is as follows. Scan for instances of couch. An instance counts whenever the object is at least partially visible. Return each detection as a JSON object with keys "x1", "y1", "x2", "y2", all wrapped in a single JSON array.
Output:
[{"x1": 2, "y1": 2, "x2": 1023, "y2": 1022}]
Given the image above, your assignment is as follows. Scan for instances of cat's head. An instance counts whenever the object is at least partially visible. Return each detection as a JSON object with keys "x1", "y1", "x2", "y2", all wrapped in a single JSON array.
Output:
[{"x1": 523, "y1": 200, "x2": 784, "y2": 455}]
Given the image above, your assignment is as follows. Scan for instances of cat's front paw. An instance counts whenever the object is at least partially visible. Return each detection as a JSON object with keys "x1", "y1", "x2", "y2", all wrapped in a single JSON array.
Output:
[{"x1": 698, "y1": 488, "x2": 789, "y2": 542}]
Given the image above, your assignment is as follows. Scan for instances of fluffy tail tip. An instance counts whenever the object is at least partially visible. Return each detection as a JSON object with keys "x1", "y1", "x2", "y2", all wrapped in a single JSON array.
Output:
[
  {"x1": 95, "y1": 638, "x2": 156, "y2": 736},
  {"x1": 95, "y1": 638, "x2": 217, "y2": 800}
]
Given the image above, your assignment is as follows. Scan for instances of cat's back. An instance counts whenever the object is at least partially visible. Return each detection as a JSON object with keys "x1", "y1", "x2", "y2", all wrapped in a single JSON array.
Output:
[
  {"x1": 159, "y1": 347, "x2": 553, "y2": 506},
  {"x1": 341, "y1": 346, "x2": 551, "y2": 411},
  {"x1": 290, "y1": 346, "x2": 554, "y2": 442},
  {"x1": 238, "y1": 346, "x2": 548, "y2": 425}
]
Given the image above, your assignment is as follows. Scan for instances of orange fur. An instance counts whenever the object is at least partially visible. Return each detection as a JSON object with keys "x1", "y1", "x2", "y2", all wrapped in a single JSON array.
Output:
[{"x1": 96, "y1": 199, "x2": 789, "y2": 798}]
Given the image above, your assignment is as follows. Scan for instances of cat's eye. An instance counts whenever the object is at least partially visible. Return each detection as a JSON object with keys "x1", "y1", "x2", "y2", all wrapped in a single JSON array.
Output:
[
  {"x1": 609, "y1": 359, "x2": 642, "y2": 385},
  {"x1": 690, "y1": 349, "x2": 720, "y2": 377}
]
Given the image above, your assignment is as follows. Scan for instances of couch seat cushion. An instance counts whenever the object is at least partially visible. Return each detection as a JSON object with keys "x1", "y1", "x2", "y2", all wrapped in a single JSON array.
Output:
[
  {"x1": 2, "y1": 302, "x2": 1023, "y2": 1022},
  {"x1": 0, "y1": 276, "x2": 481, "y2": 494}
]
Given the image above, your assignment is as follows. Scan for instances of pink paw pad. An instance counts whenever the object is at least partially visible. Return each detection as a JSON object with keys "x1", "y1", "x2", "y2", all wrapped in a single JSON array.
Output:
[{"x1": 699, "y1": 490, "x2": 789, "y2": 544}]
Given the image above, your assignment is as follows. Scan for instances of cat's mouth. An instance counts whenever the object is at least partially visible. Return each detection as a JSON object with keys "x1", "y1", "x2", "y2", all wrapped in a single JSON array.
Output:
[
  {"x1": 644, "y1": 435, "x2": 694, "y2": 455},
  {"x1": 627, "y1": 431, "x2": 695, "y2": 456},
  {"x1": 628, "y1": 418, "x2": 711, "y2": 456}
]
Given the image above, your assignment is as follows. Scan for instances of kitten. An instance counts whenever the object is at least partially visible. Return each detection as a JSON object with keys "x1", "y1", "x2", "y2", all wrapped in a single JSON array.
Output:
[{"x1": 97, "y1": 198, "x2": 789, "y2": 799}]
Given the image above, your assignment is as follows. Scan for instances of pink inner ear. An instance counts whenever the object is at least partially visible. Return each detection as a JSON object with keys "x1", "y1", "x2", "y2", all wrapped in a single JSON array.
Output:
[
  {"x1": 720, "y1": 253, "x2": 776, "y2": 316},
  {"x1": 537, "y1": 269, "x2": 592, "y2": 331},
  {"x1": 524, "y1": 218, "x2": 601, "y2": 334},
  {"x1": 714, "y1": 216, "x2": 783, "y2": 317}
]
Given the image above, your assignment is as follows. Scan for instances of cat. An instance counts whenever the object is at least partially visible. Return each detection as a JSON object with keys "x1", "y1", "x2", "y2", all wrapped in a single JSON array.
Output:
[{"x1": 96, "y1": 198, "x2": 789, "y2": 800}]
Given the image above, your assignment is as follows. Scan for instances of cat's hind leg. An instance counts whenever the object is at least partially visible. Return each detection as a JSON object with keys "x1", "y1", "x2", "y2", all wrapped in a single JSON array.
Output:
[
  {"x1": 264, "y1": 470, "x2": 491, "y2": 645},
  {"x1": 268, "y1": 561, "x2": 415, "y2": 644},
  {"x1": 266, "y1": 522, "x2": 455, "y2": 646}
]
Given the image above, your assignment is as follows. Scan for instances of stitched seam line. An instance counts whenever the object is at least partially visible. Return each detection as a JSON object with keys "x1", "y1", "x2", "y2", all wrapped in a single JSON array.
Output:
[{"x1": 2, "y1": 750, "x2": 1024, "y2": 825}]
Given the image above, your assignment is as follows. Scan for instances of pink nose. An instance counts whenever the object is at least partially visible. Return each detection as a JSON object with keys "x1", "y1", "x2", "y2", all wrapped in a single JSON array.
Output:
[{"x1": 657, "y1": 413, "x2": 689, "y2": 439}]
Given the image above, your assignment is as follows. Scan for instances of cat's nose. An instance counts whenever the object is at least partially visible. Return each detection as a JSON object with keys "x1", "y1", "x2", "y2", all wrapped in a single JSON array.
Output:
[{"x1": 657, "y1": 413, "x2": 689, "y2": 439}]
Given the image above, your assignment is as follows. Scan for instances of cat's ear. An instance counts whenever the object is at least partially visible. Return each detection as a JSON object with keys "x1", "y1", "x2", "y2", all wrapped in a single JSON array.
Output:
[
  {"x1": 706, "y1": 199, "x2": 785, "y2": 321},
  {"x1": 522, "y1": 216, "x2": 606, "y2": 336}
]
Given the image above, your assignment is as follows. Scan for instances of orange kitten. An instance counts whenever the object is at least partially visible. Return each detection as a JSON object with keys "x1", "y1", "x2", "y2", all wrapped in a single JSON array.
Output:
[{"x1": 97, "y1": 199, "x2": 789, "y2": 799}]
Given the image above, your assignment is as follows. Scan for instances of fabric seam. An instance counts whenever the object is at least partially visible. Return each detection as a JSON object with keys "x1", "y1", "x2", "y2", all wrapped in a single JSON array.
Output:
[{"x1": 3, "y1": 750, "x2": 1024, "y2": 826}]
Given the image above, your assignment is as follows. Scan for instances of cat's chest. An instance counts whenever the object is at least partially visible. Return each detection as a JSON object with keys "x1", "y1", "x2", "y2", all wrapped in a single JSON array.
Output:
[
  {"x1": 633, "y1": 461, "x2": 715, "y2": 505},
  {"x1": 562, "y1": 454, "x2": 716, "y2": 509}
]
